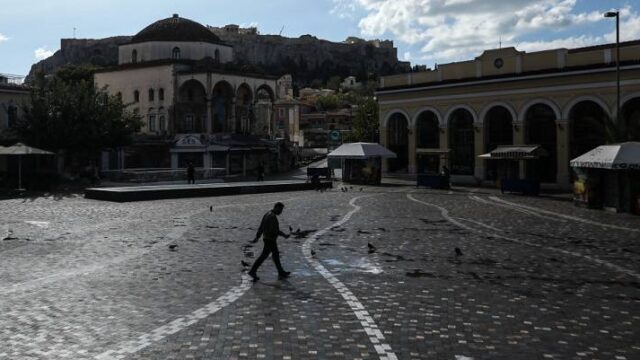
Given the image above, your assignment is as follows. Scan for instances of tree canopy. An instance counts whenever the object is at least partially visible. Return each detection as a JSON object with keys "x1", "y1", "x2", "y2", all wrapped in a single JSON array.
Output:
[{"x1": 16, "y1": 65, "x2": 142, "y2": 161}]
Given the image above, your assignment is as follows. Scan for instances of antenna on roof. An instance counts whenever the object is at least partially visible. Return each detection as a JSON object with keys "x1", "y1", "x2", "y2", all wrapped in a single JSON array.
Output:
[
  {"x1": 73, "y1": 27, "x2": 76, "y2": 38},
  {"x1": 279, "y1": 25, "x2": 284, "y2": 36},
  {"x1": 499, "y1": 35, "x2": 502, "y2": 49}
]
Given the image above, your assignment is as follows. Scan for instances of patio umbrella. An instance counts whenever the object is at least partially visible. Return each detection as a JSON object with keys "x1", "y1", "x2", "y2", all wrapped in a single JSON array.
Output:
[
  {"x1": 570, "y1": 142, "x2": 640, "y2": 170},
  {"x1": 328, "y1": 142, "x2": 397, "y2": 159},
  {"x1": 0, "y1": 143, "x2": 55, "y2": 190}
]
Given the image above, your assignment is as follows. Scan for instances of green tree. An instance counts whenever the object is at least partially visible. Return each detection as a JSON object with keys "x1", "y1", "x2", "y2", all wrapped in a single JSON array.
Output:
[
  {"x1": 315, "y1": 94, "x2": 342, "y2": 111},
  {"x1": 17, "y1": 66, "x2": 142, "y2": 167},
  {"x1": 344, "y1": 95, "x2": 379, "y2": 143}
]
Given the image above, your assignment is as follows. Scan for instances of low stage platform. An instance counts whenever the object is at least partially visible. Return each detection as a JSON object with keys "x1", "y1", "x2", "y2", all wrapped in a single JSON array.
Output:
[{"x1": 85, "y1": 180, "x2": 332, "y2": 202}]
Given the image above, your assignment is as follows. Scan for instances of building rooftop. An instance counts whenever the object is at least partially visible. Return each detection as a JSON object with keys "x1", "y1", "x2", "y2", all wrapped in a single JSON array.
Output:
[{"x1": 129, "y1": 14, "x2": 223, "y2": 45}]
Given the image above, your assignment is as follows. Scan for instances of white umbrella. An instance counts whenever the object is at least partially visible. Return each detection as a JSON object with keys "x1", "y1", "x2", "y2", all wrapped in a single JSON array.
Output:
[
  {"x1": 0, "y1": 143, "x2": 55, "y2": 190},
  {"x1": 328, "y1": 142, "x2": 397, "y2": 159},
  {"x1": 570, "y1": 142, "x2": 640, "y2": 170}
]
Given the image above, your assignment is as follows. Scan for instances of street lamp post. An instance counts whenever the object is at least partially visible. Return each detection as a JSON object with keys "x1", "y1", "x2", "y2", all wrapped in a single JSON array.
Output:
[{"x1": 605, "y1": 10, "x2": 620, "y2": 139}]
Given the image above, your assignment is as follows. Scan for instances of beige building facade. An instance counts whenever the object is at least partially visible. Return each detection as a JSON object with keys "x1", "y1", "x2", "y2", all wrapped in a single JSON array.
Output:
[
  {"x1": 93, "y1": 14, "x2": 280, "y2": 172},
  {"x1": 377, "y1": 40, "x2": 640, "y2": 189}
]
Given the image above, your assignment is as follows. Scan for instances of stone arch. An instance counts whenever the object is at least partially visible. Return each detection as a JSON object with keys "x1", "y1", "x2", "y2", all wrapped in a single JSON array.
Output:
[
  {"x1": 483, "y1": 104, "x2": 515, "y2": 180},
  {"x1": 524, "y1": 103, "x2": 557, "y2": 182},
  {"x1": 568, "y1": 99, "x2": 608, "y2": 162},
  {"x1": 448, "y1": 107, "x2": 476, "y2": 175},
  {"x1": 414, "y1": 109, "x2": 441, "y2": 148},
  {"x1": 256, "y1": 84, "x2": 275, "y2": 102},
  {"x1": 412, "y1": 106, "x2": 443, "y2": 128},
  {"x1": 177, "y1": 79, "x2": 207, "y2": 133},
  {"x1": 382, "y1": 109, "x2": 411, "y2": 128},
  {"x1": 518, "y1": 98, "x2": 561, "y2": 123},
  {"x1": 444, "y1": 104, "x2": 478, "y2": 127},
  {"x1": 386, "y1": 112, "x2": 410, "y2": 172},
  {"x1": 621, "y1": 94, "x2": 640, "y2": 141},
  {"x1": 235, "y1": 83, "x2": 254, "y2": 134},
  {"x1": 562, "y1": 95, "x2": 612, "y2": 120},
  {"x1": 479, "y1": 101, "x2": 517, "y2": 125},
  {"x1": 212, "y1": 80, "x2": 234, "y2": 133}
]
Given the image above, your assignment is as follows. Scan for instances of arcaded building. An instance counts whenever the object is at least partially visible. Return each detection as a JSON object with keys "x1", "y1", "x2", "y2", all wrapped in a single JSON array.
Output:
[
  {"x1": 94, "y1": 15, "x2": 279, "y2": 173},
  {"x1": 376, "y1": 40, "x2": 640, "y2": 190}
]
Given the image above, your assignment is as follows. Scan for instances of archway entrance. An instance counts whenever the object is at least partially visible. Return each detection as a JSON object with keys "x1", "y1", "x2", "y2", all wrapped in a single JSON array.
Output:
[
  {"x1": 484, "y1": 106, "x2": 514, "y2": 180},
  {"x1": 212, "y1": 81, "x2": 233, "y2": 133},
  {"x1": 569, "y1": 100, "x2": 608, "y2": 162},
  {"x1": 622, "y1": 97, "x2": 640, "y2": 141},
  {"x1": 449, "y1": 109, "x2": 475, "y2": 175},
  {"x1": 177, "y1": 80, "x2": 207, "y2": 133},
  {"x1": 525, "y1": 104, "x2": 557, "y2": 182},
  {"x1": 415, "y1": 111, "x2": 440, "y2": 173},
  {"x1": 387, "y1": 113, "x2": 409, "y2": 172}
]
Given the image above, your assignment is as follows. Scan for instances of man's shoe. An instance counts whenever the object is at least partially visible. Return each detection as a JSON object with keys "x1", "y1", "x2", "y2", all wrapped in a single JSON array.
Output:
[
  {"x1": 248, "y1": 272, "x2": 259, "y2": 281},
  {"x1": 278, "y1": 271, "x2": 291, "y2": 280}
]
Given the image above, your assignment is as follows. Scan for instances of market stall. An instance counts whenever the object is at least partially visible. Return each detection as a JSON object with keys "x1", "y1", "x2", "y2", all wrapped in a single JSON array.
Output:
[
  {"x1": 478, "y1": 145, "x2": 549, "y2": 195},
  {"x1": 570, "y1": 142, "x2": 640, "y2": 214},
  {"x1": 327, "y1": 142, "x2": 396, "y2": 185}
]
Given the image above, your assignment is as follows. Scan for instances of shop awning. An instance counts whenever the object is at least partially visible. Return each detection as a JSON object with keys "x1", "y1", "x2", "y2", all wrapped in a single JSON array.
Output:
[
  {"x1": 416, "y1": 148, "x2": 451, "y2": 155},
  {"x1": 570, "y1": 142, "x2": 640, "y2": 170},
  {"x1": 328, "y1": 142, "x2": 396, "y2": 159},
  {"x1": 479, "y1": 145, "x2": 548, "y2": 160}
]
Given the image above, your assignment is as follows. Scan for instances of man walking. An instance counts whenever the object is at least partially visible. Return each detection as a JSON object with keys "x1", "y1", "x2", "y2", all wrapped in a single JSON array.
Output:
[
  {"x1": 187, "y1": 161, "x2": 195, "y2": 184},
  {"x1": 248, "y1": 202, "x2": 290, "y2": 281}
]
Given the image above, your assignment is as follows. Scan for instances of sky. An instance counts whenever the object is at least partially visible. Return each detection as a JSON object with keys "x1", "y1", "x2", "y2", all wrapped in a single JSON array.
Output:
[{"x1": 1, "y1": 0, "x2": 639, "y2": 77}]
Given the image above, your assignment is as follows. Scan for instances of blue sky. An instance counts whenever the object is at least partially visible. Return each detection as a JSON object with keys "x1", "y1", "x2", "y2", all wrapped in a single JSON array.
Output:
[{"x1": 1, "y1": 0, "x2": 639, "y2": 76}]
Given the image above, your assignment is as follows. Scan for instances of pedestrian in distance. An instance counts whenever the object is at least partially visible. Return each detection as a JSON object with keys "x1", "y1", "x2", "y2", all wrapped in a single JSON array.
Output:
[
  {"x1": 248, "y1": 202, "x2": 291, "y2": 281},
  {"x1": 187, "y1": 161, "x2": 195, "y2": 184},
  {"x1": 441, "y1": 165, "x2": 451, "y2": 189}
]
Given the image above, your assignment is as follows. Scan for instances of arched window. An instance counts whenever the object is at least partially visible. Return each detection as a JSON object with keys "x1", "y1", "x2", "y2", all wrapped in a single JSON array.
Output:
[
  {"x1": 148, "y1": 88, "x2": 155, "y2": 102},
  {"x1": 7, "y1": 105, "x2": 18, "y2": 128},
  {"x1": 158, "y1": 88, "x2": 164, "y2": 101},
  {"x1": 172, "y1": 47, "x2": 181, "y2": 59},
  {"x1": 148, "y1": 113, "x2": 157, "y2": 132},
  {"x1": 159, "y1": 115, "x2": 166, "y2": 132},
  {"x1": 133, "y1": 90, "x2": 140, "y2": 102},
  {"x1": 214, "y1": 49, "x2": 220, "y2": 64},
  {"x1": 131, "y1": 49, "x2": 138, "y2": 64}
]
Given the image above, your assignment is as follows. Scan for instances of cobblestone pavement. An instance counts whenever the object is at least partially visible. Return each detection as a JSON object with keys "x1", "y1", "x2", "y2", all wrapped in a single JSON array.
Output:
[{"x1": 0, "y1": 186, "x2": 638, "y2": 359}]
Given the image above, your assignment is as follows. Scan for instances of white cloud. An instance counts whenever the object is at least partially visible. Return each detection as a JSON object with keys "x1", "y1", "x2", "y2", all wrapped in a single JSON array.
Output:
[
  {"x1": 332, "y1": 0, "x2": 638, "y2": 66},
  {"x1": 34, "y1": 47, "x2": 54, "y2": 60},
  {"x1": 0, "y1": 33, "x2": 8, "y2": 43}
]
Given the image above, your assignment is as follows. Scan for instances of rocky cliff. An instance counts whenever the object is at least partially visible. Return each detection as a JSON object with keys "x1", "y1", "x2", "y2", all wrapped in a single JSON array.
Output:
[{"x1": 27, "y1": 27, "x2": 409, "y2": 85}]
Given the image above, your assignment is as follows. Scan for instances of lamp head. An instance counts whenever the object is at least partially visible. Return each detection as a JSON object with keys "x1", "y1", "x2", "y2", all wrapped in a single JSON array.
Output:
[{"x1": 604, "y1": 11, "x2": 619, "y2": 18}]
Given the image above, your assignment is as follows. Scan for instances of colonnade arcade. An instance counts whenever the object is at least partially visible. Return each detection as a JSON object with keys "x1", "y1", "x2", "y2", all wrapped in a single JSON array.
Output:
[
  {"x1": 175, "y1": 78, "x2": 275, "y2": 136},
  {"x1": 381, "y1": 95, "x2": 640, "y2": 187}
]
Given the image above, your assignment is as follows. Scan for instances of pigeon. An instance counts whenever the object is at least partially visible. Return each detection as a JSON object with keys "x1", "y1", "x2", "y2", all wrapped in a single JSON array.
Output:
[
  {"x1": 289, "y1": 225, "x2": 293, "y2": 232},
  {"x1": 209, "y1": 206, "x2": 212, "y2": 212},
  {"x1": 359, "y1": 188, "x2": 363, "y2": 192},
  {"x1": 241, "y1": 260, "x2": 250, "y2": 267},
  {"x1": 296, "y1": 228, "x2": 300, "y2": 234},
  {"x1": 350, "y1": 186, "x2": 353, "y2": 190},
  {"x1": 168, "y1": 244, "x2": 178, "y2": 251},
  {"x1": 368, "y1": 242, "x2": 376, "y2": 254},
  {"x1": 310, "y1": 250, "x2": 316, "y2": 256},
  {"x1": 455, "y1": 247, "x2": 463, "y2": 256}
]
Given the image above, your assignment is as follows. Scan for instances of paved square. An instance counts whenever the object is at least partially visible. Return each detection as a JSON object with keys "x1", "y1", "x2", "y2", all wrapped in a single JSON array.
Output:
[{"x1": 1, "y1": 186, "x2": 638, "y2": 359}]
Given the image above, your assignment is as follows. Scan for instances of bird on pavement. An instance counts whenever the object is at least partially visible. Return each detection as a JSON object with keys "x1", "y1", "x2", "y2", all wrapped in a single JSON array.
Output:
[
  {"x1": 168, "y1": 244, "x2": 178, "y2": 251},
  {"x1": 368, "y1": 242, "x2": 376, "y2": 254},
  {"x1": 359, "y1": 188, "x2": 363, "y2": 192},
  {"x1": 289, "y1": 225, "x2": 293, "y2": 232},
  {"x1": 455, "y1": 247, "x2": 463, "y2": 256},
  {"x1": 241, "y1": 260, "x2": 250, "y2": 267},
  {"x1": 209, "y1": 206, "x2": 212, "y2": 212},
  {"x1": 310, "y1": 249, "x2": 316, "y2": 256}
]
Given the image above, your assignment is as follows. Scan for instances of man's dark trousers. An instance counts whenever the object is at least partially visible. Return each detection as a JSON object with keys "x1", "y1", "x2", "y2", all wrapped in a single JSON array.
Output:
[{"x1": 249, "y1": 238, "x2": 285, "y2": 275}]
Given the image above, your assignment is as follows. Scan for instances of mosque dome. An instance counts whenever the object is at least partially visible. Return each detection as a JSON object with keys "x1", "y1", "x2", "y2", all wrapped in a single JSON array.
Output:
[{"x1": 130, "y1": 14, "x2": 221, "y2": 44}]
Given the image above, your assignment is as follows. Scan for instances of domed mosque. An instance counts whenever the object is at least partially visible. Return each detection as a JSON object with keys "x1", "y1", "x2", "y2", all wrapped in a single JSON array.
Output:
[{"x1": 95, "y1": 14, "x2": 282, "y2": 175}]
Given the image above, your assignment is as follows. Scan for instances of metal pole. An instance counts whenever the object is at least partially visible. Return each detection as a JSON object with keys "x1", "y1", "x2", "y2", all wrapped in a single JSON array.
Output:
[
  {"x1": 616, "y1": 14, "x2": 621, "y2": 139},
  {"x1": 18, "y1": 156, "x2": 22, "y2": 190}
]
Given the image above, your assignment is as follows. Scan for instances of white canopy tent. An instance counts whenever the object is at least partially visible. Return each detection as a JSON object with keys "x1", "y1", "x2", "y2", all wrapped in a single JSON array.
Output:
[
  {"x1": 570, "y1": 142, "x2": 640, "y2": 170},
  {"x1": 0, "y1": 143, "x2": 55, "y2": 190},
  {"x1": 327, "y1": 142, "x2": 397, "y2": 160}
]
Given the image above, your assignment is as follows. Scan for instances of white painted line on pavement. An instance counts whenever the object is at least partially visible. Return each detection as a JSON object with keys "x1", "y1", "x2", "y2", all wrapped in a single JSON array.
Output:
[
  {"x1": 469, "y1": 195, "x2": 563, "y2": 222},
  {"x1": 303, "y1": 195, "x2": 398, "y2": 360},
  {"x1": 95, "y1": 275, "x2": 252, "y2": 360},
  {"x1": 407, "y1": 194, "x2": 640, "y2": 281},
  {"x1": 488, "y1": 196, "x2": 639, "y2": 232}
]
